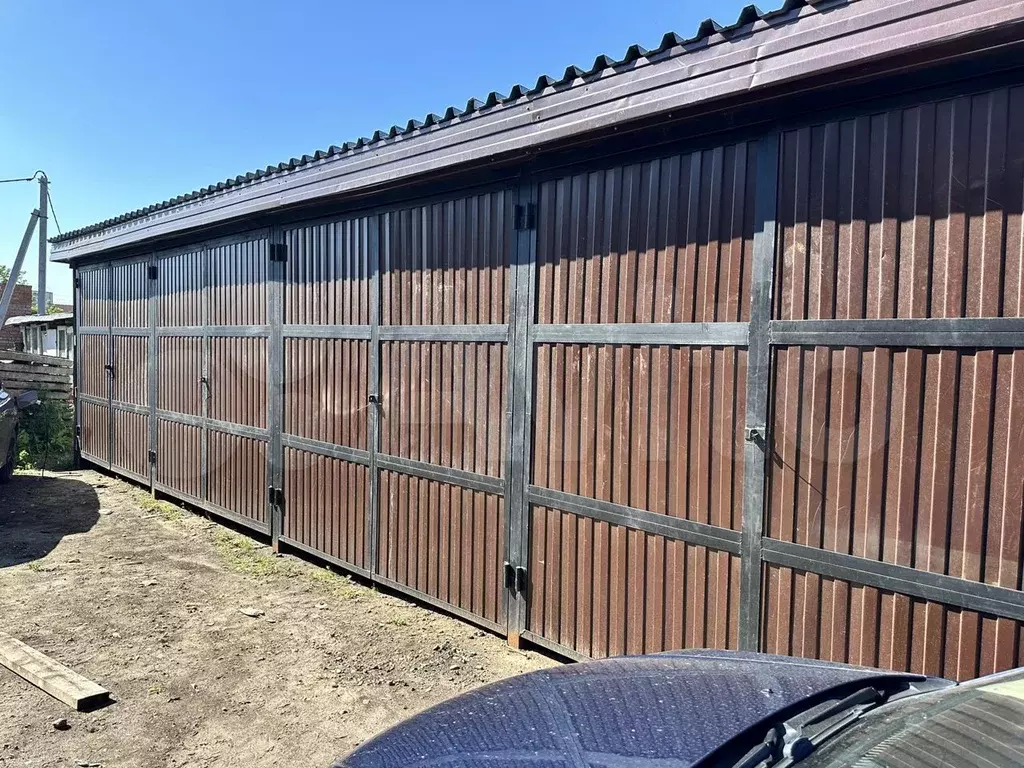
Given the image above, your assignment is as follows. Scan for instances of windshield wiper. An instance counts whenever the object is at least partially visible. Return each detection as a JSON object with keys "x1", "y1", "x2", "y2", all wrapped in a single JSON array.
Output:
[{"x1": 731, "y1": 686, "x2": 885, "y2": 768}]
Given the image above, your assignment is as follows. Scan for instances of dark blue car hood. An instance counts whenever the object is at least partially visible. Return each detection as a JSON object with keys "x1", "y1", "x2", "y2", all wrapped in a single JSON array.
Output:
[{"x1": 338, "y1": 650, "x2": 930, "y2": 768}]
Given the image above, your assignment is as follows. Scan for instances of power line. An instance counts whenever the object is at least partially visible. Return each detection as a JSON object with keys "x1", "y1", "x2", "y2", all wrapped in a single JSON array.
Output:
[{"x1": 46, "y1": 189, "x2": 62, "y2": 236}]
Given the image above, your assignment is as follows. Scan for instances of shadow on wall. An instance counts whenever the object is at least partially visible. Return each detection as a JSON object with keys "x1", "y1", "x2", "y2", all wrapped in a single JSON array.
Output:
[{"x1": 0, "y1": 474, "x2": 99, "y2": 568}]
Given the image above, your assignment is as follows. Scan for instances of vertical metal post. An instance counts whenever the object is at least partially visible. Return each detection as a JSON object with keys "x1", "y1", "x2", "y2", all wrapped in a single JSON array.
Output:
[
  {"x1": 367, "y1": 215, "x2": 382, "y2": 576},
  {"x1": 72, "y1": 268, "x2": 81, "y2": 466},
  {"x1": 0, "y1": 212, "x2": 39, "y2": 326},
  {"x1": 738, "y1": 134, "x2": 780, "y2": 652},
  {"x1": 201, "y1": 246, "x2": 210, "y2": 503},
  {"x1": 37, "y1": 175, "x2": 48, "y2": 315},
  {"x1": 268, "y1": 231, "x2": 284, "y2": 546},
  {"x1": 148, "y1": 257, "x2": 159, "y2": 492},
  {"x1": 105, "y1": 266, "x2": 114, "y2": 470},
  {"x1": 505, "y1": 182, "x2": 538, "y2": 645}
]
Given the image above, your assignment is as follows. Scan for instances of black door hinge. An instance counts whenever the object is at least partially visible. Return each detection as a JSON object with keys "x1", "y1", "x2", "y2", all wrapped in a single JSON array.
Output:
[
  {"x1": 503, "y1": 561, "x2": 528, "y2": 596},
  {"x1": 147, "y1": 265, "x2": 158, "y2": 280},
  {"x1": 267, "y1": 486, "x2": 285, "y2": 508},
  {"x1": 74, "y1": 276, "x2": 81, "y2": 289},
  {"x1": 269, "y1": 243, "x2": 288, "y2": 263},
  {"x1": 148, "y1": 449, "x2": 157, "y2": 464},
  {"x1": 513, "y1": 203, "x2": 536, "y2": 231},
  {"x1": 503, "y1": 561, "x2": 515, "y2": 590}
]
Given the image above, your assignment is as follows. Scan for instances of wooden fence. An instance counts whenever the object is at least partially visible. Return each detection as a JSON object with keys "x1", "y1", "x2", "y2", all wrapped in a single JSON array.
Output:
[{"x1": 0, "y1": 351, "x2": 73, "y2": 401}]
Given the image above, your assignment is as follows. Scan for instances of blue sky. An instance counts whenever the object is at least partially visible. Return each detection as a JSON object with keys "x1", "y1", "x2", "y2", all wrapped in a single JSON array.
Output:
[{"x1": 0, "y1": 0, "x2": 751, "y2": 304}]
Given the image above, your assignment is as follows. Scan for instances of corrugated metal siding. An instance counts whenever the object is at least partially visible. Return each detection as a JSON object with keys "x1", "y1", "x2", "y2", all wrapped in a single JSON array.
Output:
[
  {"x1": 379, "y1": 341, "x2": 506, "y2": 477},
  {"x1": 285, "y1": 218, "x2": 372, "y2": 325},
  {"x1": 533, "y1": 344, "x2": 746, "y2": 528},
  {"x1": 78, "y1": 267, "x2": 108, "y2": 327},
  {"x1": 111, "y1": 336, "x2": 148, "y2": 406},
  {"x1": 207, "y1": 430, "x2": 268, "y2": 525},
  {"x1": 382, "y1": 194, "x2": 511, "y2": 325},
  {"x1": 157, "y1": 249, "x2": 204, "y2": 327},
  {"x1": 157, "y1": 336, "x2": 203, "y2": 415},
  {"x1": 73, "y1": 77, "x2": 1024, "y2": 676},
  {"x1": 284, "y1": 338, "x2": 368, "y2": 448},
  {"x1": 209, "y1": 239, "x2": 268, "y2": 325},
  {"x1": 284, "y1": 448, "x2": 368, "y2": 569},
  {"x1": 765, "y1": 85, "x2": 1024, "y2": 680},
  {"x1": 208, "y1": 336, "x2": 267, "y2": 429},
  {"x1": 78, "y1": 336, "x2": 108, "y2": 398},
  {"x1": 769, "y1": 346, "x2": 1024, "y2": 589},
  {"x1": 763, "y1": 566, "x2": 1024, "y2": 681},
  {"x1": 528, "y1": 506, "x2": 739, "y2": 656},
  {"x1": 156, "y1": 419, "x2": 202, "y2": 500},
  {"x1": 373, "y1": 192, "x2": 513, "y2": 629},
  {"x1": 377, "y1": 471, "x2": 505, "y2": 625},
  {"x1": 535, "y1": 147, "x2": 755, "y2": 325},
  {"x1": 111, "y1": 409, "x2": 149, "y2": 481},
  {"x1": 775, "y1": 87, "x2": 1024, "y2": 321},
  {"x1": 110, "y1": 261, "x2": 148, "y2": 328},
  {"x1": 525, "y1": 145, "x2": 755, "y2": 657},
  {"x1": 79, "y1": 400, "x2": 109, "y2": 464}
]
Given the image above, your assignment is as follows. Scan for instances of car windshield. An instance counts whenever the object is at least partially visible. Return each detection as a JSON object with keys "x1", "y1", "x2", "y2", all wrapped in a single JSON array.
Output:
[{"x1": 796, "y1": 676, "x2": 1024, "y2": 768}]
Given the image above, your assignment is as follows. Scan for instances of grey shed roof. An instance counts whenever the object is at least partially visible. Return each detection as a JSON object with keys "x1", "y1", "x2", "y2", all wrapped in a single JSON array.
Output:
[
  {"x1": 50, "y1": 0, "x2": 1024, "y2": 262},
  {"x1": 3, "y1": 313, "x2": 75, "y2": 327}
]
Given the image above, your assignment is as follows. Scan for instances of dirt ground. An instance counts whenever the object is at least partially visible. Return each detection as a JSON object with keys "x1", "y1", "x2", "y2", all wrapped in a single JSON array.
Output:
[{"x1": 0, "y1": 469, "x2": 554, "y2": 768}]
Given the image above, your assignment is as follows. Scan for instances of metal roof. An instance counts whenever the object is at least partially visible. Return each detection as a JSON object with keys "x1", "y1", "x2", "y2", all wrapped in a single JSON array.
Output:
[
  {"x1": 3, "y1": 313, "x2": 74, "y2": 327},
  {"x1": 50, "y1": 0, "x2": 1024, "y2": 260},
  {"x1": 47, "y1": 0, "x2": 829, "y2": 247}
]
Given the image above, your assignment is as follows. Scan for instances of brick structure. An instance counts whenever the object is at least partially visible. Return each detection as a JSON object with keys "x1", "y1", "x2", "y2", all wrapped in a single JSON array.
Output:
[{"x1": 0, "y1": 283, "x2": 33, "y2": 350}]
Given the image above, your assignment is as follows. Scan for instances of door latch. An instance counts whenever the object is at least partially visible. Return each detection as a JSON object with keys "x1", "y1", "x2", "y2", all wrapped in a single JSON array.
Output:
[{"x1": 503, "y1": 561, "x2": 528, "y2": 596}]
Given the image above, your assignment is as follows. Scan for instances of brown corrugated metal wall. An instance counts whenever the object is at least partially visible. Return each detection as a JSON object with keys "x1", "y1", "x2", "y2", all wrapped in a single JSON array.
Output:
[
  {"x1": 764, "y1": 86, "x2": 1024, "y2": 679},
  {"x1": 76, "y1": 79, "x2": 1024, "y2": 678}
]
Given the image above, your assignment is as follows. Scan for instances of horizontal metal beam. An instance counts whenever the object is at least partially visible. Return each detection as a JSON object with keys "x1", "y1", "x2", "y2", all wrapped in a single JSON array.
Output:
[
  {"x1": 154, "y1": 483, "x2": 271, "y2": 537},
  {"x1": 372, "y1": 573, "x2": 506, "y2": 636},
  {"x1": 761, "y1": 538, "x2": 1024, "y2": 623},
  {"x1": 110, "y1": 400, "x2": 149, "y2": 416},
  {"x1": 528, "y1": 486, "x2": 742, "y2": 554},
  {"x1": 201, "y1": 499, "x2": 272, "y2": 536},
  {"x1": 278, "y1": 535, "x2": 371, "y2": 579},
  {"x1": 78, "y1": 393, "x2": 107, "y2": 408},
  {"x1": 158, "y1": 325, "x2": 271, "y2": 338},
  {"x1": 154, "y1": 409, "x2": 270, "y2": 441},
  {"x1": 770, "y1": 317, "x2": 1024, "y2": 348},
  {"x1": 519, "y1": 630, "x2": 587, "y2": 662},
  {"x1": 531, "y1": 322, "x2": 748, "y2": 346},
  {"x1": 378, "y1": 324, "x2": 508, "y2": 343},
  {"x1": 283, "y1": 325, "x2": 372, "y2": 340},
  {"x1": 281, "y1": 433, "x2": 371, "y2": 466},
  {"x1": 377, "y1": 453, "x2": 505, "y2": 496},
  {"x1": 78, "y1": 326, "x2": 109, "y2": 336}
]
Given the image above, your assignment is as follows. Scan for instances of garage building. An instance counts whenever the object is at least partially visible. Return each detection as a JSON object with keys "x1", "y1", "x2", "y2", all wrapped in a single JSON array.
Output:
[{"x1": 53, "y1": 0, "x2": 1024, "y2": 679}]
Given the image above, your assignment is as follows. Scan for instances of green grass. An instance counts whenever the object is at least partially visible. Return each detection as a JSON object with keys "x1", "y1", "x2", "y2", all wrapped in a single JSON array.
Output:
[
  {"x1": 212, "y1": 530, "x2": 296, "y2": 579},
  {"x1": 126, "y1": 486, "x2": 366, "y2": 601},
  {"x1": 305, "y1": 566, "x2": 362, "y2": 599},
  {"x1": 137, "y1": 495, "x2": 184, "y2": 523}
]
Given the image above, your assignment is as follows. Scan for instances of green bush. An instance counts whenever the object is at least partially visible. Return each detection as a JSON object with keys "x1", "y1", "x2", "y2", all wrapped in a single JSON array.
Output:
[{"x1": 17, "y1": 400, "x2": 75, "y2": 471}]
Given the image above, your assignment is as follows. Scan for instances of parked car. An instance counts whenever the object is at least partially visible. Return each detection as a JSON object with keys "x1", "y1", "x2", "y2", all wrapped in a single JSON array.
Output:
[
  {"x1": 335, "y1": 650, "x2": 1024, "y2": 768},
  {"x1": 0, "y1": 382, "x2": 34, "y2": 483},
  {"x1": 0, "y1": 382, "x2": 18, "y2": 482}
]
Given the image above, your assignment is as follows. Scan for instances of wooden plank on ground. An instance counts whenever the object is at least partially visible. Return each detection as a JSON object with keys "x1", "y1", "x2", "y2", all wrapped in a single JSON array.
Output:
[
  {"x1": 0, "y1": 631, "x2": 110, "y2": 710},
  {"x1": 0, "y1": 351, "x2": 74, "y2": 368}
]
